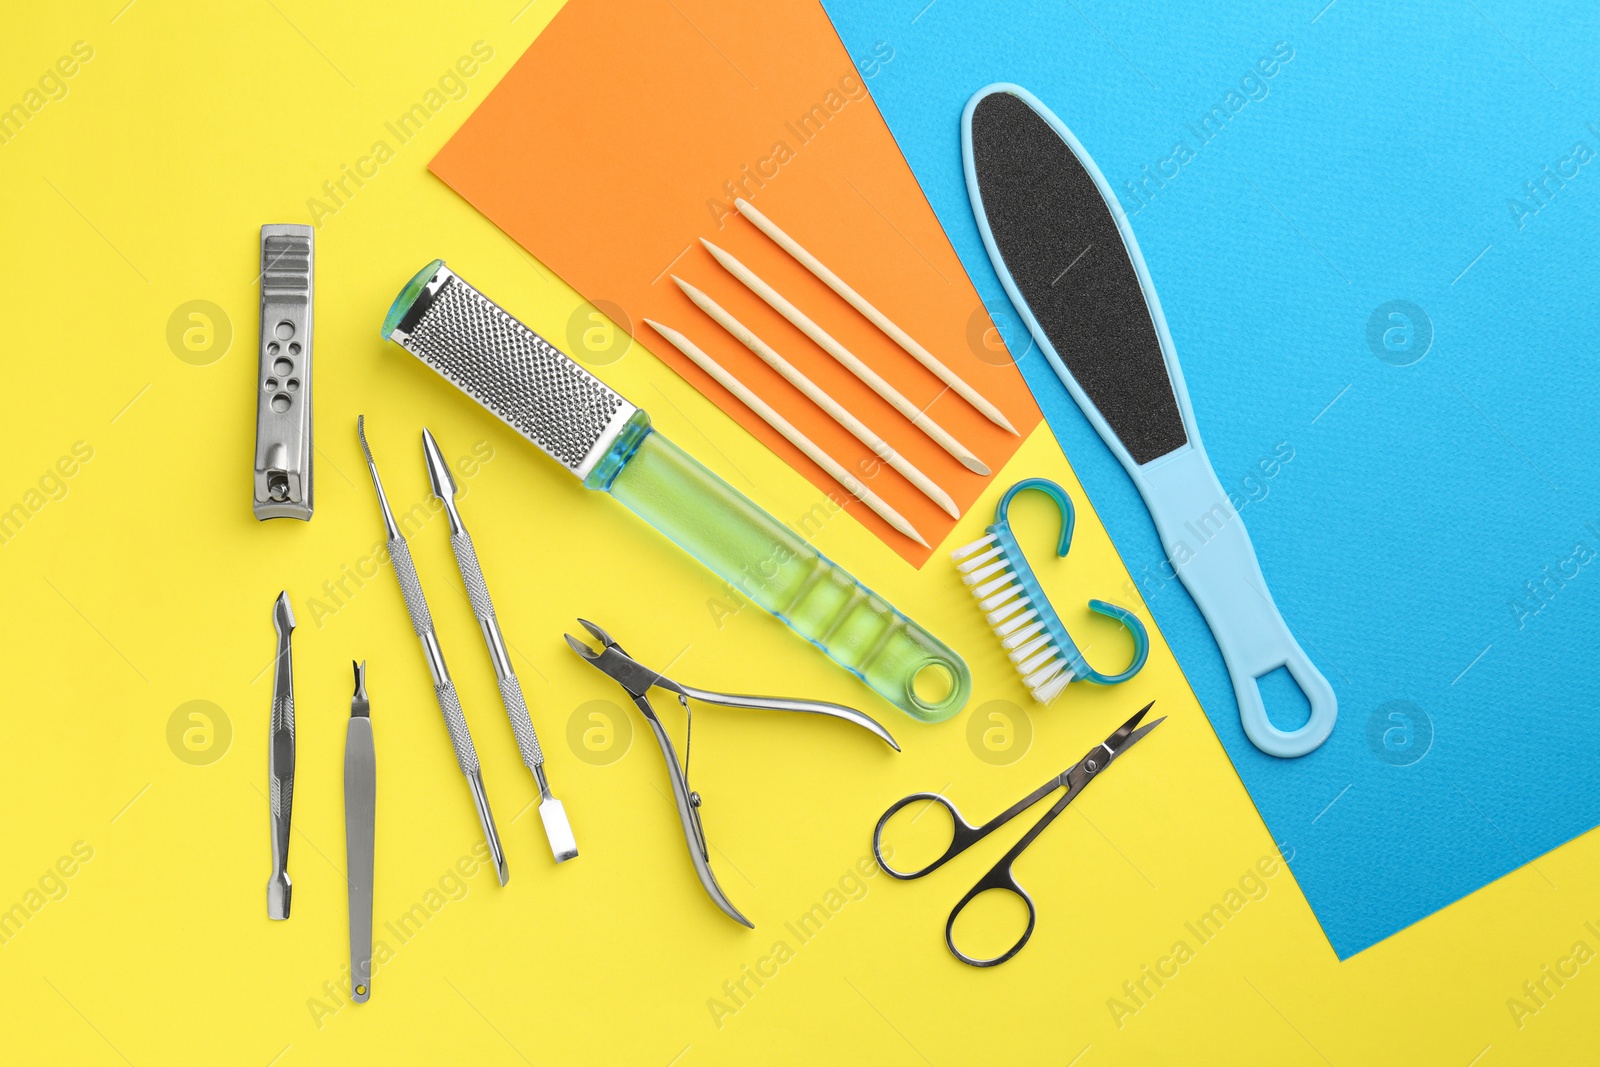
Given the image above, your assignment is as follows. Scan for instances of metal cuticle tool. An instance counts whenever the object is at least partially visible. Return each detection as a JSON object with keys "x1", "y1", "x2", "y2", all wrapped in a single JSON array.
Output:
[
  {"x1": 423, "y1": 428, "x2": 577, "y2": 863},
  {"x1": 345, "y1": 661, "x2": 376, "y2": 1003},
  {"x1": 267, "y1": 591, "x2": 296, "y2": 920},
  {"x1": 358, "y1": 416, "x2": 509, "y2": 886},
  {"x1": 565, "y1": 619, "x2": 898, "y2": 927}
]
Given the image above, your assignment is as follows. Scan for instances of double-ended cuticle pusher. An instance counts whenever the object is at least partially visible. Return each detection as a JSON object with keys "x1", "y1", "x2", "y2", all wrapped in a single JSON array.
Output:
[
  {"x1": 423, "y1": 428, "x2": 577, "y2": 863},
  {"x1": 358, "y1": 416, "x2": 509, "y2": 886},
  {"x1": 267, "y1": 591, "x2": 296, "y2": 920}
]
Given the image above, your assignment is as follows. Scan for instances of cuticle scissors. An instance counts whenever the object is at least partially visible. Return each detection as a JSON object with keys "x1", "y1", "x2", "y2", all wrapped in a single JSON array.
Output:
[{"x1": 872, "y1": 703, "x2": 1164, "y2": 967}]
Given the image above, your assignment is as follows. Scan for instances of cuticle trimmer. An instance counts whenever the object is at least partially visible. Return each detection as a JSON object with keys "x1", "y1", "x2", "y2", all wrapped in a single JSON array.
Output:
[
  {"x1": 423, "y1": 428, "x2": 577, "y2": 863},
  {"x1": 962, "y1": 85, "x2": 1335, "y2": 757},
  {"x1": 358, "y1": 415, "x2": 509, "y2": 885},
  {"x1": 381, "y1": 261, "x2": 970, "y2": 724},
  {"x1": 566, "y1": 619, "x2": 898, "y2": 927},
  {"x1": 345, "y1": 661, "x2": 376, "y2": 1003},
  {"x1": 267, "y1": 591, "x2": 296, "y2": 920}
]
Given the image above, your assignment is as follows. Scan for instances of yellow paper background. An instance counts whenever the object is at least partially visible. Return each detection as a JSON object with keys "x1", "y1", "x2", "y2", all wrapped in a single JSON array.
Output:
[{"x1": 0, "y1": 3, "x2": 1594, "y2": 1064}]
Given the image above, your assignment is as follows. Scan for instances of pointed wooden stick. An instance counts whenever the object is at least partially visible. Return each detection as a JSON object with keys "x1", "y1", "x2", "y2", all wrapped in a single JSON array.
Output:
[
  {"x1": 671, "y1": 275, "x2": 960, "y2": 519},
  {"x1": 699, "y1": 238, "x2": 990, "y2": 476},
  {"x1": 733, "y1": 197, "x2": 1018, "y2": 436},
  {"x1": 644, "y1": 318, "x2": 929, "y2": 548}
]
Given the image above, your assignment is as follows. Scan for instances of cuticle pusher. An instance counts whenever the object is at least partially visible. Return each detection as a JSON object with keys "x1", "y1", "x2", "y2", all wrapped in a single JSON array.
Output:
[
  {"x1": 345, "y1": 661, "x2": 376, "y2": 1003},
  {"x1": 358, "y1": 415, "x2": 509, "y2": 886},
  {"x1": 422, "y1": 427, "x2": 577, "y2": 863},
  {"x1": 268, "y1": 591, "x2": 296, "y2": 920}
]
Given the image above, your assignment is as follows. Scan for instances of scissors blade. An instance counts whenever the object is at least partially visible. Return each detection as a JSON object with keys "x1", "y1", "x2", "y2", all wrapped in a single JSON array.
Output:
[{"x1": 1104, "y1": 702, "x2": 1165, "y2": 761}]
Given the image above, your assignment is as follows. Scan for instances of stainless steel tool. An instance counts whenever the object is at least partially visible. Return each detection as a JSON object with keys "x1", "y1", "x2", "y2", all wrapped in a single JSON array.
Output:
[
  {"x1": 267, "y1": 591, "x2": 296, "y2": 919},
  {"x1": 357, "y1": 415, "x2": 509, "y2": 886},
  {"x1": 565, "y1": 619, "x2": 898, "y2": 927},
  {"x1": 872, "y1": 703, "x2": 1165, "y2": 967},
  {"x1": 345, "y1": 661, "x2": 376, "y2": 1003},
  {"x1": 253, "y1": 224, "x2": 314, "y2": 520},
  {"x1": 422, "y1": 428, "x2": 577, "y2": 864}
]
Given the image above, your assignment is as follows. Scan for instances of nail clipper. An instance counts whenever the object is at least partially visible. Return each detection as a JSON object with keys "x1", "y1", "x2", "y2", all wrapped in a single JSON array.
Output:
[
  {"x1": 253, "y1": 224, "x2": 314, "y2": 520},
  {"x1": 565, "y1": 620, "x2": 898, "y2": 927}
]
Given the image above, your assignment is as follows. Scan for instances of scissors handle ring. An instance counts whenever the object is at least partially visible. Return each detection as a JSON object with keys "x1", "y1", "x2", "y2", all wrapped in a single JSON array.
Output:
[
  {"x1": 944, "y1": 863, "x2": 1038, "y2": 968},
  {"x1": 872, "y1": 792, "x2": 982, "y2": 880}
]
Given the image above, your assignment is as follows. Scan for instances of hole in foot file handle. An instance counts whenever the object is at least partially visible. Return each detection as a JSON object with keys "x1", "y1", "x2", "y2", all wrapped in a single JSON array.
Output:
[
  {"x1": 602, "y1": 427, "x2": 970, "y2": 722},
  {"x1": 1140, "y1": 448, "x2": 1336, "y2": 757}
]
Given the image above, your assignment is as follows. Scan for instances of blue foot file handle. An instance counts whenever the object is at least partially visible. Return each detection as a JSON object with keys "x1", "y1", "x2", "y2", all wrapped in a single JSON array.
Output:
[{"x1": 962, "y1": 83, "x2": 1335, "y2": 757}]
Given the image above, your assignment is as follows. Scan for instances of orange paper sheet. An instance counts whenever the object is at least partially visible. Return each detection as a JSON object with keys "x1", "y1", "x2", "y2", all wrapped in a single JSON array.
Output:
[{"x1": 430, "y1": 0, "x2": 1040, "y2": 564}]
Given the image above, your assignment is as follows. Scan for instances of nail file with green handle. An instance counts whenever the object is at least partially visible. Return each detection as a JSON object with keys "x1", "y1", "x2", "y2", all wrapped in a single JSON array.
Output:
[
  {"x1": 961, "y1": 85, "x2": 1334, "y2": 757},
  {"x1": 381, "y1": 261, "x2": 970, "y2": 723}
]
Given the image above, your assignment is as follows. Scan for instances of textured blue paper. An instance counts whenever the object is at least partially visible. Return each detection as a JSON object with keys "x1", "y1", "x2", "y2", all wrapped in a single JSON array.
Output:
[{"x1": 822, "y1": 0, "x2": 1600, "y2": 957}]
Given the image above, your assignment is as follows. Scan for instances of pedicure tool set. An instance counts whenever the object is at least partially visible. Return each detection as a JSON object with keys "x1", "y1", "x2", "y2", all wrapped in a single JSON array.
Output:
[{"x1": 235, "y1": 22, "x2": 1362, "y2": 987}]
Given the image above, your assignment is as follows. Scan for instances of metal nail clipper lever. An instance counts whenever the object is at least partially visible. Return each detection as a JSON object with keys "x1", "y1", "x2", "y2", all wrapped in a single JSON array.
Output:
[
  {"x1": 253, "y1": 224, "x2": 314, "y2": 520},
  {"x1": 565, "y1": 620, "x2": 898, "y2": 927},
  {"x1": 423, "y1": 429, "x2": 577, "y2": 863},
  {"x1": 358, "y1": 416, "x2": 509, "y2": 886},
  {"x1": 267, "y1": 591, "x2": 296, "y2": 919},
  {"x1": 345, "y1": 662, "x2": 376, "y2": 1003}
]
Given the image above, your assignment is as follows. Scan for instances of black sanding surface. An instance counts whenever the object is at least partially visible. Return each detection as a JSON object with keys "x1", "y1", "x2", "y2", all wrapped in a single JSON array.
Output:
[{"x1": 970, "y1": 91, "x2": 1186, "y2": 465}]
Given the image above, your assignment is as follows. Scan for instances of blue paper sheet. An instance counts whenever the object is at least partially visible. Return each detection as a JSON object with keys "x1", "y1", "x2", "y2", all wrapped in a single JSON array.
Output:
[{"x1": 821, "y1": 0, "x2": 1600, "y2": 956}]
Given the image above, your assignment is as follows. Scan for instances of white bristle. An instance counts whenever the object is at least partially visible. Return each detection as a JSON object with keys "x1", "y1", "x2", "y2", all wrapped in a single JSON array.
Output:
[
  {"x1": 963, "y1": 559, "x2": 1011, "y2": 585},
  {"x1": 1024, "y1": 659, "x2": 1067, "y2": 689},
  {"x1": 996, "y1": 610, "x2": 1039, "y2": 639},
  {"x1": 951, "y1": 533, "x2": 997, "y2": 561},
  {"x1": 1010, "y1": 635, "x2": 1050, "y2": 663},
  {"x1": 1032, "y1": 670, "x2": 1074, "y2": 703},
  {"x1": 1017, "y1": 645, "x2": 1058, "y2": 674},
  {"x1": 974, "y1": 572, "x2": 1015, "y2": 598},
  {"x1": 986, "y1": 596, "x2": 1031, "y2": 626},
  {"x1": 1001, "y1": 618, "x2": 1045, "y2": 647},
  {"x1": 980, "y1": 583, "x2": 1023, "y2": 611},
  {"x1": 955, "y1": 532, "x2": 1081, "y2": 707},
  {"x1": 956, "y1": 545, "x2": 1005, "y2": 573}
]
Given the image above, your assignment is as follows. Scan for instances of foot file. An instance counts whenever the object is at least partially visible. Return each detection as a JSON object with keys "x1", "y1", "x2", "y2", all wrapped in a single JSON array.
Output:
[
  {"x1": 961, "y1": 85, "x2": 1334, "y2": 758},
  {"x1": 382, "y1": 261, "x2": 970, "y2": 723}
]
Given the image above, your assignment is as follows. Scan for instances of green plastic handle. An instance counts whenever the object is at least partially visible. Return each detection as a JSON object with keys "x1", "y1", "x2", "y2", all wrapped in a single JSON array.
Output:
[{"x1": 592, "y1": 416, "x2": 970, "y2": 722}]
